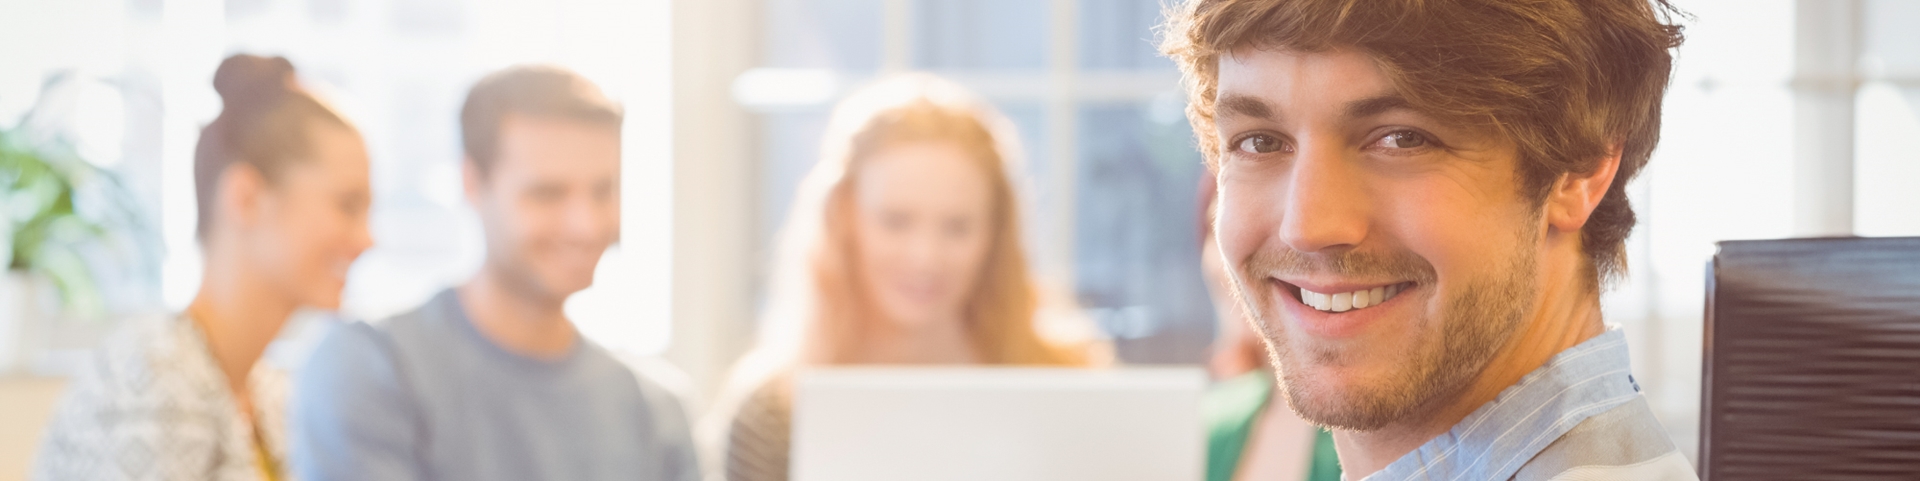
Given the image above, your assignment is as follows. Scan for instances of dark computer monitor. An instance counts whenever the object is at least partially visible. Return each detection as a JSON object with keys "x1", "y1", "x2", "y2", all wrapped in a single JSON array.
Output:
[{"x1": 1700, "y1": 237, "x2": 1920, "y2": 480}]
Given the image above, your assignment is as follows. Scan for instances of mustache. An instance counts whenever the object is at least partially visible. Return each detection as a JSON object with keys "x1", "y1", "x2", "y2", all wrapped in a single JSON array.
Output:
[{"x1": 1241, "y1": 245, "x2": 1439, "y2": 285}]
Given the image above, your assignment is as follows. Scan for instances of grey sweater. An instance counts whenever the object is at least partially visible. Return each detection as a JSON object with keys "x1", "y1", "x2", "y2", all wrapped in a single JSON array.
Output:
[{"x1": 291, "y1": 289, "x2": 698, "y2": 481}]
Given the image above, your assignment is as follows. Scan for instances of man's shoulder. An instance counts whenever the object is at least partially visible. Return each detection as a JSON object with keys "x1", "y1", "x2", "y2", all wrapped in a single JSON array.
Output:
[
  {"x1": 301, "y1": 292, "x2": 462, "y2": 389},
  {"x1": 370, "y1": 290, "x2": 463, "y2": 345},
  {"x1": 1539, "y1": 451, "x2": 1695, "y2": 481},
  {"x1": 313, "y1": 291, "x2": 463, "y2": 361},
  {"x1": 595, "y1": 349, "x2": 695, "y2": 412},
  {"x1": 588, "y1": 349, "x2": 698, "y2": 454},
  {"x1": 1514, "y1": 397, "x2": 1697, "y2": 481}
]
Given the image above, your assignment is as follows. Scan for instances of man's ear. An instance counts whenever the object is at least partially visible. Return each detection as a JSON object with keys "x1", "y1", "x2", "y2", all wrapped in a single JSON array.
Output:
[
  {"x1": 216, "y1": 163, "x2": 268, "y2": 232},
  {"x1": 463, "y1": 156, "x2": 485, "y2": 208},
  {"x1": 1545, "y1": 144, "x2": 1622, "y2": 235}
]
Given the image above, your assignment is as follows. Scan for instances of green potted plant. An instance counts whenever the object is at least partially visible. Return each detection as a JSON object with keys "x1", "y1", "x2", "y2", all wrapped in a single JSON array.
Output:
[{"x1": 1, "y1": 73, "x2": 153, "y2": 374}]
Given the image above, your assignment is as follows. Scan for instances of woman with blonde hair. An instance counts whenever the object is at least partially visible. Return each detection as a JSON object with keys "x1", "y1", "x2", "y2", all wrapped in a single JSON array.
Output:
[{"x1": 716, "y1": 74, "x2": 1105, "y2": 481}]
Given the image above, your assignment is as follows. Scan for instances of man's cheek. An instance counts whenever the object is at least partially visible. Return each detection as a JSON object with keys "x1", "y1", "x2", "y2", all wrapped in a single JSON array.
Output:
[
  {"x1": 1215, "y1": 231, "x2": 1263, "y2": 277},
  {"x1": 1217, "y1": 181, "x2": 1281, "y2": 250},
  {"x1": 1237, "y1": 279, "x2": 1288, "y2": 336}
]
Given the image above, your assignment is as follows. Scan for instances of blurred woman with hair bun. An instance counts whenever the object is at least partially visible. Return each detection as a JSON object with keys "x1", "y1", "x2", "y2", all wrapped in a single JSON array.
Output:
[{"x1": 33, "y1": 53, "x2": 373, "y2": 481}]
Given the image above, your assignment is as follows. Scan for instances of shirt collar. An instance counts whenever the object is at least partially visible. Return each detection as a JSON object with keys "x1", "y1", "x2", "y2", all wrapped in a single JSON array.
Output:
[{"x1": 1365, "y1": 326, "x2": 1641, "y2": 481}]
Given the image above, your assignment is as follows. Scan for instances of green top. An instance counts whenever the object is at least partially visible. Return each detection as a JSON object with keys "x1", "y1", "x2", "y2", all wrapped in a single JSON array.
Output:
[{"x1": 1204, "y1": 372, "x2": 1342, "y2": 481}]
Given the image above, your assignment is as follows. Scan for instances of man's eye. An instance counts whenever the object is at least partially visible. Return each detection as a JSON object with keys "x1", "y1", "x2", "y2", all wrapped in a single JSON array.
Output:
[
  {"x1": 529, "y1": 186, "x2": 566, "y2": 202},
  {"x1": 1377, "y1": 130, "x2": 1429, "y2": 149},
  {"x1": 942, "y1": 218, "x2": 974, "y2": 239},
  {"x1": 1233, "y1": 134, "x2": 1287, "y2": 154}
]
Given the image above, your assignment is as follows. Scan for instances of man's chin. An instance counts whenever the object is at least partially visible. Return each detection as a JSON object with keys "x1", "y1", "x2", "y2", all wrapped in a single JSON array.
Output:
[
  {"x1": 529, "y1": 262, "x2": 598, "y2": 294},
  {"x1": 505, "y1": 268, "x2": 594, "y2": 303},
  {"x1": 1273, "y1": 348, "x2": 1423, "y2": 431},
  {"x1": 543, "y1": 277, "x2": 596, "y2": 298}
]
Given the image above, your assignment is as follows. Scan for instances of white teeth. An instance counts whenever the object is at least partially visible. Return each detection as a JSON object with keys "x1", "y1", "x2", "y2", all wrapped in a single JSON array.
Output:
[
  {"x1": 1300, "y1": 283, "x2": 1408, "y2": 313},
  {"x1": 1301, "y1": 288, "x2": 1328, "y2": 310}
]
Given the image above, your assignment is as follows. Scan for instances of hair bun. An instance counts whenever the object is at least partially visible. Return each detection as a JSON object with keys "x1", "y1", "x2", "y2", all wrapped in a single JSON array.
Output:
[{"x1": 212, "y1": 54, "x2": 296, "y2": 111}]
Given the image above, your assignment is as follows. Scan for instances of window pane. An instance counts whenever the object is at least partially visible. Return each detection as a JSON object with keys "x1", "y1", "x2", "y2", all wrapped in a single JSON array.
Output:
[
  {"x1": 764, "y1": 0, "x2": 886, "y2": 71},
  {"x1": 1078, "y1": 0, "x2": 1173, "y2": 71},
  {"x1": 757, "y1": 110, "x2": 835, "y2": 245},
  {"x1": 1854, "y1": 0, "x2": 1920, "y2": 236},
  {"x1": 913, "y1": 0, "x2": 1049, "y2": 71},
  {"x1": 1074, "y1": 103, "x2": 1210, "y2": 364}
]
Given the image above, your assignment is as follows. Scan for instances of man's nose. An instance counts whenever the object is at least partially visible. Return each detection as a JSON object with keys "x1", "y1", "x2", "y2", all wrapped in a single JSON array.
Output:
[
  {"x1": 560, "y1": 194, "x2": 616, "y2": 241},
  {"x1": 352, "y1": 214, "x2": 375, "y2": 255},
  {"x1": 1278, "y1": 138, "x2": 1369, "y2": 254}
]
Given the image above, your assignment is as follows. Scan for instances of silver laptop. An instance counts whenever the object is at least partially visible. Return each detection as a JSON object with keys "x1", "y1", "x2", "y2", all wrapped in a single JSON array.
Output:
[{"x1": 791, "y1": 367, "x2": 1206, "y2": 481}]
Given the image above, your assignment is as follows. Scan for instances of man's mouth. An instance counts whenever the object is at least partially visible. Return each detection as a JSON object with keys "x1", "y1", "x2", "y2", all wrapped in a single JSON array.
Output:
[{"x1": 1292, "y1": 282, "x2": 1415, "y2": 313}]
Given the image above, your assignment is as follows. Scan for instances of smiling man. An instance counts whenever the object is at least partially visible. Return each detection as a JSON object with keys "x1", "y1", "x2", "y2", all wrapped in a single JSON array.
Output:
[
  {"x1": 292, "y1": 66, "x2": 696, "y2": 481},
  {"x1": 1161, "y1": 1, "x2": 1692, "y2": 479}
]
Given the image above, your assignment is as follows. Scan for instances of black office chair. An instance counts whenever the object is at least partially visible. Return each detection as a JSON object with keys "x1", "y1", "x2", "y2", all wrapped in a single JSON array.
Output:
[{"x1": 1700, "y1": 237, "x2": 1920, "y2": 480}]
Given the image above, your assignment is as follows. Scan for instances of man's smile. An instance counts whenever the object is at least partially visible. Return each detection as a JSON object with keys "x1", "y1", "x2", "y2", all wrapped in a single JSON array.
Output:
[{"x1": 1268, "y1": 277, "x2": 1425, "y2": 339}]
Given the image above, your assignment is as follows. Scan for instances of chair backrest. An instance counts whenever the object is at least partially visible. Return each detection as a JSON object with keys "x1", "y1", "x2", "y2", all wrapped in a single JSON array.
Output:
[{"x1": 1701, "y1": 237, "x2": 1920, "y2": 480}]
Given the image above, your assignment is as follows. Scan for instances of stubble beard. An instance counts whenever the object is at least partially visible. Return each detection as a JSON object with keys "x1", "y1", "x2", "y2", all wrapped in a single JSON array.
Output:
[{"x1": 1236, "y1": 235, "x2": 1537, "y2": 432}]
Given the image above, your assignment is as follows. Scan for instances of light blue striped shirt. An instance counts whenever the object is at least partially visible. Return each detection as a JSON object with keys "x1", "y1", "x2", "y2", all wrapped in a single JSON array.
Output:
[{"x1": 1364, "y1": 327, "x2": 1696, "y2": 481}]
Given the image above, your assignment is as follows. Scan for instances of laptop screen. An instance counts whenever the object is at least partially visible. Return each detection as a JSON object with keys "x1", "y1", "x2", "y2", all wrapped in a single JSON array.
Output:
[{"x1": 792, "y1": 367, "x2": 1206, "y2": 481}]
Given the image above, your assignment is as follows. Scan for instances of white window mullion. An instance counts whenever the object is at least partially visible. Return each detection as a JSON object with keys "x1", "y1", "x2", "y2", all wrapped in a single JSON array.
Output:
[
  {"x1": 1791, "y1": 0, "x2": 1861, "y2": 236},
  {"x1": 882, "y1": 0, "x2": 913, "y2": 73},
  {"x1": 1044, "y1": 0, "x2": 1079, "y2": 289},
  {"x1": 158, "y1": 0, "x2": 226, "y2": 311}
]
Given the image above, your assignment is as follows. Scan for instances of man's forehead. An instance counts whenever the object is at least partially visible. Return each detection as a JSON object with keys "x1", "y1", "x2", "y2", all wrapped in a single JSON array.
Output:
[
  {"x1": 499, "y1": 112, "x2": 621, "y2": 136},
  {"x1": 490, "y1": 122, "x2": 620, "y2": 180},
  {"x1": 1215, "y1": 47, "x2": 1399, "y2": 120}
]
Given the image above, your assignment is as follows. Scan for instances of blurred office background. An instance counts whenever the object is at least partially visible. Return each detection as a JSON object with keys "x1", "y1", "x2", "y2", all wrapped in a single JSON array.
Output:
[{"x1": 1, "y1": 0, "x2": 1917, "y2": 478}]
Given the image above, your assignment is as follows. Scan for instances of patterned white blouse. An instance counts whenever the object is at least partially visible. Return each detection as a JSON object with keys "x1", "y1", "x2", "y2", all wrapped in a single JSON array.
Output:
[{"x1": 31, "y1": 313, "x2": 290, "y2": 481}]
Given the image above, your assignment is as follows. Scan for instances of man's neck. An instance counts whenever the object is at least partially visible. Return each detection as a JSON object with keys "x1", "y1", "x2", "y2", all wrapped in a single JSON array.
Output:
[
  {"x1": 1238, "y1": 386, "x2": 1321, "y2": 481},
  {"x1": 458, "y1": 265, "x2": 578, "y2": 360},
  {"x1": 1334, "y1": 276, "x2": 1606, "y2": 477},
  {"x1": 186, "y1": 257, "x2": 298, "y2": 399}
]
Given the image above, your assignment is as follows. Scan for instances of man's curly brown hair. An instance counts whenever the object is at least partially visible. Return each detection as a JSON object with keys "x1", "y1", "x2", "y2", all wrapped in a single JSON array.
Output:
[{"x1": 1159, "y1": 0, "x2": 1685, "y2": 286}]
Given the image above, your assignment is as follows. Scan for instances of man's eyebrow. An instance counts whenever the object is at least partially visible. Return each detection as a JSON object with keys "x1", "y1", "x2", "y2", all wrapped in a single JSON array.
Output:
[
  {"x1": 1217, "y1": 93, "x2": 1413, "y2": 121},
  {"x1": 1215, "y1": 94, "x2": 1274, "y2": 120},
  {"x1": 1344, "y1": 94, "x2": 1413, "y2": 119}
]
